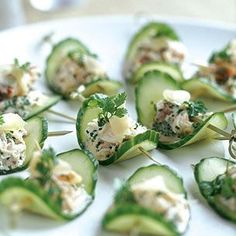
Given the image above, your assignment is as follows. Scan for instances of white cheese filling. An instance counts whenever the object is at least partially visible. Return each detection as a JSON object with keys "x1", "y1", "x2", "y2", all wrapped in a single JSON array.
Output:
[
  {"x1": 131, "y1": 176, "x2": 190, "y2": 233},
  {"x1": 85, "y1": 115, "x2": 147, "y2": 160},
  {"x1": 0, "y1": 114, "x2": 27, "y2": 171}
]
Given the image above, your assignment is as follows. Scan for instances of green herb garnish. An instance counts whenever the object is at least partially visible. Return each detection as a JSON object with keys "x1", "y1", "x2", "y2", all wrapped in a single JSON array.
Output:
[
  {"x1": 0, "y1": 115, "x2": 4, "y2": 125},
  {"x1": 114, "y1": 182, "x2": 135, "y2": 204},
  {"x1": 14, "y1": 58, "x2": 31, "y2": 72},
  {"x1": 95, "y1": 92, "x2": 128, "y2": 127},
  {"x1": 184, "y1": 100, "x2": 207, "y2": 118}
]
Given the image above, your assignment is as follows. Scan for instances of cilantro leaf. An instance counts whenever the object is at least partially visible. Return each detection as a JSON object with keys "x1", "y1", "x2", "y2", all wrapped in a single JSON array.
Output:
[{"x1": 13, "y1": 58, "x2": 31, "y2": 72}]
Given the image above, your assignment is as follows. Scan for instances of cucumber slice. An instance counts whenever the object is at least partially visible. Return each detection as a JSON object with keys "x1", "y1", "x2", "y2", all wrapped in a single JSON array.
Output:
[
  {"x1": 125, "y1": 22, "x2": 179, "y2": 62},
  {"x1": 0, "y1": 116, "x2": 48, "y2": 175},
  {"x1": 76, "y1": 94, "x2": 158, "y2": 165},
  {"x1": 1, "y1": 94, "x2": 61, "y2": 120},
  {"x1": 194, "y1": 157, "x2": 236, "y2": 222},
  {"x1": 45, "y1": 38, "x2": 90, "y2": 94},
  {"x1": 130, "y1": 62, "x2": 184, "y2": 84},
  {"x1": 182, "y1": 77, "x2": 236, "y2": 103},
  {"x1": 81, "y1": 79, "x2": 122, "y2": 97},
  {"x1": 135, "y1": 71, "x2": 228, "y2": 149},
  {"x1": 0, "y1": 149, "x2": 98, "y2": 221},
  {"x1": 135, "y1": 71, "x2": 180, "y2": 127},
  {"x1": 103, "y1": 164, "x2": 189, "y2": 235}
]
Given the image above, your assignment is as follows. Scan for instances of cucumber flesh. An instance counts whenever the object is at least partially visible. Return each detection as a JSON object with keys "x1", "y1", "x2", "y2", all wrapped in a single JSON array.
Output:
[
  {"x1": 0, "y1": 116, "x2": 48, "y2": 175},
  {"x1": 135, "y1": 70, "x2": 179, "y2": 127},
  {"x1": 103, "y1": 165, "x2": 188, "y2": 235},
  {"x1": 131, "y1": 62, "x2": 183, "y2": 84},
  {"x1": 76, "y1": 94, "x2": 158, "y2": 165},
  {"x1": 194, "y1": 157, "x2": 236, "y2": 222},
  {"x1": 81, "y1": 79, "x2": 122, "y2": 98},
  {"x1": 182, "y1": 77, "x2": 236, "y2": 102},
  {"x1": 0, "y1": 149, "x2": 98, "y2": 220}
]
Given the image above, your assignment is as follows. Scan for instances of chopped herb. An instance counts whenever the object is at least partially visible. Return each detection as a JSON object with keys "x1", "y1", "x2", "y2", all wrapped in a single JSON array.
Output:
[
  {"x1": 68, "y1": 51, "x2": 85, "y2": 66},
  {"x1": 14, "y1": 58, "x2": 31, "y2": 72},
  {"x1": 94, "y1": 92, "x2": 128, "y2": 127},
  {"x1": 0, "y1": 115, "x2": 4, "y2": 125},
  {"x1": 153, "y1": 120, "x2": 176, "y2": 137},
  {"x1": 184, "y1": 100, "x2": 207, "y2": 118},
  {"x1": 114, "y1": 182, "x2": 136, "y2": 204}
]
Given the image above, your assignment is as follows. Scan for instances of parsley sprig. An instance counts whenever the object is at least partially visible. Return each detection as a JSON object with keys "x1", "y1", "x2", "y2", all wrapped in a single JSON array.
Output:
[
  {"x1": 184, "y1": 100, "x2": 207, "y2": 118},
  {"x1": 94, "y1": 92, "x2": 128, "y2": 127},
  {"x1": 14, "y1": 58, "x2": 31, "y2": 72}
]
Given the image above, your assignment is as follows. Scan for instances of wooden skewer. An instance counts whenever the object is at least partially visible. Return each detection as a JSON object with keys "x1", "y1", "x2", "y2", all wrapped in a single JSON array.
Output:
[
  {"x1": 190, "y1": 62, "x2": 209, "y2": 69},
  {"x1": 218, "y1": 106, "x2": 236, "y2": 114},
  {"x1": 48, "y1": 130, "x2": 73, "y2": 137},
  {"x1": 138, "y1": 147, "x2": 161, "y2": 165},
  {"x1": 47, "y1": 109, "x2": 76, "y2": 122}
]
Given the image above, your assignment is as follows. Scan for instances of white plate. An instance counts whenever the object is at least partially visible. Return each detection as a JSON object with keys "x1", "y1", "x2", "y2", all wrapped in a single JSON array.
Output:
[{"x1": 0, "y1": 16, "x2": 235, "y2": 236}]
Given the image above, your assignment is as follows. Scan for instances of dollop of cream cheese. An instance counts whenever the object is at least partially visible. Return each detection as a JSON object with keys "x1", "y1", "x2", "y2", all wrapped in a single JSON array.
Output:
[
  {"x1": 131, "y1": 175, "x2": 190, "y2": 233},
  {"x1": 163, "y1": 89, "x2": 191, "y2": 105}
]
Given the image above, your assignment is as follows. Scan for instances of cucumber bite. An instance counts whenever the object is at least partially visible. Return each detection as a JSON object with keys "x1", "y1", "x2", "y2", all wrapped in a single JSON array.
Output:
[
  {"x1": 0, "y1": 148, "x2": 98, "y2": 220},
  {"x1": 0, "y1": 113, "x2": 48, "y2": 175},
  {"x1": 123, "y1": 22, "x2": 187, "y2": 80},
  {"x1": 45, "y1": 38, "x2": 122, "y2": 99},
  {"x1": 0, "y1": 59, "x2": 60, "y2": 120},
  {"x1": 102, "y1": 164, "x2": 190, "y2": 235},
  {"x1": 76, "y1": 92, "x2": 158, "y2": 165},
  {"x1": 135, "y1": 71, "x2": 228, "y2": 149},
  {"x1": 194, "y1": 157, "x2": 236, "y2": 223},
  {"x1": 183, "y1": 39, "x2": 236, "y2": 102}
]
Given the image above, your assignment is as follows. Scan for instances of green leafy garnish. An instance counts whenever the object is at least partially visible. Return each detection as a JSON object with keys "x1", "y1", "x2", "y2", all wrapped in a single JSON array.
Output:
[
  {"x1": 0, "y1": 115, "x2": 4, "y2": 125},
  {"x1": 114, "y1": 182, "x2": 135, "y2": 204},
  {"x1": 96, "y1": 92, "x2": 128, "y2": 127},
  {"x1": 184, "y1": 100, "x2": 207, "y2": 118},
  {"x1": 14, "y1": 58, "x2": 31, "y2": 72}
]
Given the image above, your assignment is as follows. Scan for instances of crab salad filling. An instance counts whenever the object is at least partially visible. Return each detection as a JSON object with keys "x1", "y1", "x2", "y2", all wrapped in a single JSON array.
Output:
[
  {"x1": 153, "y1": 89, "x2": 207, "y2": 143},
  {"x1": 131, "y1": 175, "x2": 190, "y2": 233},
  {"x1": 0, "y1": 113, "x2": 28, "y2": 171},
  {"x1": 54, "y1": 52, "x2": 107, "y2": 96}
]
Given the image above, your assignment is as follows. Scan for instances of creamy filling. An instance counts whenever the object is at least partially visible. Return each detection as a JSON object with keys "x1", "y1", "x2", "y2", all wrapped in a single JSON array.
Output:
[
  {"x1": 131, "y1": 176, "x2": 190, "y2": 233},
  {"x1": 30, "y1": 153, "x2": 91, "y2": 215},
  {"x1": 152, "y1": 90, "x2": 206, "y2": 142},
  {"x1": 124, "y1": 38, "x2": 187, "y2": 78},
  {"x1": 85, "y1": 115, "x2": 147, "y2": 160},
  {"x1": 218, "y1": 166, "x2": 236, "y2": 211},
  {"x1": 0, "y1": 90, "x2": 48, "y2": 118},
  {"x1": 55, "y1": 54, "x2": 106, "y2": 95},
  {"x1": 0, "y1": 65, "x2": 39, "y2": 100},
  {"x1": 0, "y1": 114, "x2": 27, "y2": 171}
]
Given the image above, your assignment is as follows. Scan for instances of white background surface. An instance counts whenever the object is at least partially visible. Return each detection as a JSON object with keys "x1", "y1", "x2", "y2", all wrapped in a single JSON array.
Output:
[{"x1": 0, "y1": 16, "x2": 235, "y2": 236}]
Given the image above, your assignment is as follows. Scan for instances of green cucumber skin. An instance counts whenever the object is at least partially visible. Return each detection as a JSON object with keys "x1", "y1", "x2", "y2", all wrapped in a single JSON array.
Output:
[
  {"x1": 45, "y1": 37, "x2": 91, "y2": 97},
  {"x1": 182, "y1": 77, "x2": 236, "y2": 103},
  {"x1": 99, "y1": 130, "x2": 159, "y2": 166},
  {"x1": 194, "y1": 157, "x2": 236, "y2": 223},
  {"x1": 135, "y1": 70, "x2": 180, "y2": 127},
  {"x1": 102, "y1": 204, "x2": 180, "y2": 236},
  {"x1": 24, "y1": 95, "x2": 61, "y2": 120},
  {"x1": 81, "y1": 78, "x2": 123, "y2": 98},
  {"x1": 130, "y1": 62, "x2": 184, "y2": 84},
  {"x1": 0, "y1": 116, "x2": 48, "y2": 175},
  {"x1": 158, "y1": 112, "x2": 227, "y2": 150},
  {"x1": 0, "y1": 149, "x2": 98, "y2": 221},
  {"x1": 125, "y1": 22, "x2": 179, "y2": 61}
]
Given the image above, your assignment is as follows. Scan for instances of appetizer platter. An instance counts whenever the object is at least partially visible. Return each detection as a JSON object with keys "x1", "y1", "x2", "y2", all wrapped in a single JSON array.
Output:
[{"x1": 0, "y1": 16, "x2": 236, "y2": 236}]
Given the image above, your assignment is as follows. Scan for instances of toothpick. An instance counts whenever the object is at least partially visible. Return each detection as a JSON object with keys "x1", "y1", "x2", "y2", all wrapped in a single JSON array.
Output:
[
  {"x1": 207, "y1": 124, "x2": 231, "y2": 138},
  {"x1": 47, "y1": 109, "x2": 76, "y2": 122},
  {"x1": 191, "y1": 62, "x2": 209, "y2": 70},
  {"x1": 48, "y1": 130, "x2": 73, "y2": 137},
  {"x1": 218, "y1": 106, "x2": 236, "y2": 114},
  {"x1": 138, "y1": 147, "x2": 161, "y2": 165}
]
